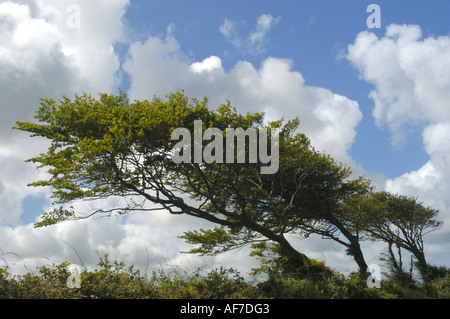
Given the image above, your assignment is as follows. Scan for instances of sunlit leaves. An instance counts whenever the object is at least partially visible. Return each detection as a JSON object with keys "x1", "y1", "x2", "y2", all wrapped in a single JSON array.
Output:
[{"x1": 34, "y1": 206, "x2": 76, "y2": 228}]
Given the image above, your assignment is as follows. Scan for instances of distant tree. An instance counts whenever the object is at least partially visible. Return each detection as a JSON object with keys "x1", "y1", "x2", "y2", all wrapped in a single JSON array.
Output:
[
  {"x1": 14, "y1": 91, "x2": 372, "y2": 275},
  {"x1": 379, "y1": 239, "x2": 414, "y2": 283},
  {"x1": 362, "y1": 191, "x2": 442, "y2": 282}
]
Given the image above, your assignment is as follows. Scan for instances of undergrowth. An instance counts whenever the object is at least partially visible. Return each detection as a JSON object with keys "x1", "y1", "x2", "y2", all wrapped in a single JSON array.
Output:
[{"x1": 1, "y1": 254, "x2": 448, "y2": 299}]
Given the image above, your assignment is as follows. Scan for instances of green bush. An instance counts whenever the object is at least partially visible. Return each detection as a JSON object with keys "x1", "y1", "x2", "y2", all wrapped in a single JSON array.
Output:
[
  {"x1": 150, "y1": 266, "x2": 263, "y2": 299},
  {"x1": 429, "y1": 274, "x2": 450, "y2": 299},
  {"x1": 1, "y1": 256, "x2": 449, "y2": 299}
]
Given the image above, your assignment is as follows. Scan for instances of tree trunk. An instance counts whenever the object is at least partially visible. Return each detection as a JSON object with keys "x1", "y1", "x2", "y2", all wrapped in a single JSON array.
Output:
[
  {"x1": 275, "y1": 233, "x2": 310, "y2": 267},
  {"x1": 410, "y1": 247, "x2": 430, "y2": 282},
  {"x1": 348, "y1": 239, "x2": 368, "y2": 275},
  {"x1": 329, "y1": 216, "x2": 368, "y2": 274},
  {"x1": 240, "y1": 215, "x2": 310, "y2": 268}
]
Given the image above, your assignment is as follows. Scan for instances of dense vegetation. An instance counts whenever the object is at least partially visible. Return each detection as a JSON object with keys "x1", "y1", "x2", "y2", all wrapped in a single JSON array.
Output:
[{"x1": 1, "y1": 254, "x2": 448, "y2": 299}]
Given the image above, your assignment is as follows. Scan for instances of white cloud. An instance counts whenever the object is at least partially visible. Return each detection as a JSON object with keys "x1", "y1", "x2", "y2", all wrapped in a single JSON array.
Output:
[
  {"x1": 347, "y1": 24, "x2": 450, "y2": 267},
  {"x1": 248, "y1": 14, "x2": 280, "y2": 53},
  {"x1": 423, "y1": 122, "x2": 450, "y2": 176},
  {"x1": 385, "y1": 122, "x2": 450, "y2": 213},
  {"x1": 219, "y1": 17, "x2": 242, "y2": 48},
  {"x1": 0, "y1": 2, "x2": 60, "y2": 73},
  {"x1": 0, "y1": 0, "x2": 130, "y2": 274},
  {"x1": 190, "y1": 56, "x2": 223, "y2": 74},
  {"x1": 0, "y1": 0, "x2": 129, "y2": 142},
  {"x1": 0, "y1": 147, "x2": 48, "y2": 225},
  {"x1": 0, "y1": 0, "x2": 129, "y2": 224},
  {"x1": 0, "y1": 0, "x2": 128, "y2": 94},
  {"x1": 123, "y1": 32, "x2": 192, "y2": 99},
  {"x1": 220, "y1": 13, "x2": 280, "y2": 55},
  {"x1": 347, "y1": 24, "x2": 450, "y2": 146}
]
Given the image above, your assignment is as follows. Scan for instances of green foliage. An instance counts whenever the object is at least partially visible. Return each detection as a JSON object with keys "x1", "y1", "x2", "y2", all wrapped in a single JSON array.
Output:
[
  {"x1": 0, "y1": 256, "x2": 448, "y2": 299},
  {"x1": 179, "y1": 227, "x2": 235, "y2": 256},
  {"x1": 15, "y1": 90, "x2": 367, "y2": 272},
  {"x1": 256, "y1": 272, "x2": 396, "y2": 299},
  {"x1": 360, "y1": 191, "x2": 442, "y2": 282},
  {"x1": 249, "y1": 242, "x2": 333, "y2": 282},
  {"x1": 150, "y1": 266, "x2": 262, "y2": 299},
  {"x1": 79, "y1": 254, "x2": 153, "y2": 299},
  {"x1": 0, "y1": 256, "x2": 261, "y2": 299},
  {"x1": 13, "y1": 90, "x2": 265, "y2": 209},
  {"x1": 34, "y1": 207, "x2": 75, "y2": 228},
  {"x1": 429, "y1": 273, "x2": 450, "y2": 299}
]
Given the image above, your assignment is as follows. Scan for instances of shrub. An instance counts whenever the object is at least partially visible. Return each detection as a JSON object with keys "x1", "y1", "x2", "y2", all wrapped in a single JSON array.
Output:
[
  {"x1": 429, "y1": 274, "x2": 450, "y2": 299},
  {"x1": 1, "y1": 256, "x2": 448, "y2": 299}
]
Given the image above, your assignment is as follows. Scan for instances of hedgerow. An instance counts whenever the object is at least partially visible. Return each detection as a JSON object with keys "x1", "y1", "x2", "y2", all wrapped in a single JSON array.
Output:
[{"x1": 0, "y1": 255, "x2": 448, "y2": 299}]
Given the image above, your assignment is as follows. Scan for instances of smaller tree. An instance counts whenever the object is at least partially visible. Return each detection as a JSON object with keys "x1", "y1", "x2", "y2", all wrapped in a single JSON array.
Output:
[{"x1": 363, "y1": 191, "x2": 442, "y2": 282}]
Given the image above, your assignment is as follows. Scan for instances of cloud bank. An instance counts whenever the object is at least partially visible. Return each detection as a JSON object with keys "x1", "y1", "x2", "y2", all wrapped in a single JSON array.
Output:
[{"x1": 347, "y1": 24, "x2": 450, "y2": 266}]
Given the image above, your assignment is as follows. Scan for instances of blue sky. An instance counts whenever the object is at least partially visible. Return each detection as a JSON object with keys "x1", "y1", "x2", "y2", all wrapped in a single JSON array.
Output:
[{"x1": 1, "y1": 0, "x2": 449, "y2": 277}]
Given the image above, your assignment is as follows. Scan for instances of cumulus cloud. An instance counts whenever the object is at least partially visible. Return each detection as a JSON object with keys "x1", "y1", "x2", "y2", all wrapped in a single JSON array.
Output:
[
  {"x1": 190, "y1": 55, "x2": 223, "y2": 74},
  {"x1": 347, "y1": 24, "x2": 450, "y2": 146},
  {"x1": 385, "y1": 122, "x2": 450, "y2": 214},
  {"x1": 347, "y1": 24, "x2": 450, "y2": 267},
  {"x1": 0, "y1": 0, "x2": 130, "y2": 273},
  {"x1": 0, "y1": 0, "x2": 121, "y2": 128},
  {"x1": 0, "y1": 0, "x2": 129, "y2": 223}
]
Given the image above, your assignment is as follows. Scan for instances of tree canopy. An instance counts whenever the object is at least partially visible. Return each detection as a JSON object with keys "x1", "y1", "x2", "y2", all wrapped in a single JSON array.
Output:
[
  {"x1": 359, "y1": 191, "x2": 442, "y2": 281},
  {"x1": 14, "y1": 91, "x2": 442, "y2": 280}
]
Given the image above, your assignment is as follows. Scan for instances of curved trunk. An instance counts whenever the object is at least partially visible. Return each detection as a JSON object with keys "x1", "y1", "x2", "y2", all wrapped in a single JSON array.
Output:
[
  {"x1": 240, "y1": 215, "x2": 310, "y2": 268},
  {"x1": 347, "y1": 240, "x2": 368, "y2": 275},
  {"x1": 329, "y1": 216, "x2": 368, "y2": 274},
  {"x1": 411, "y1": 247, "x2": 430, "y2": 282}
]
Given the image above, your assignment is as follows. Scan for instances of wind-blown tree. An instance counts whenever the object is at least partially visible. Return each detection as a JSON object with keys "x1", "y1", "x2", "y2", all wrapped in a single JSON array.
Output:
[
  {"x1": 182, "y1": 129, "x2": 373, "y2": 274},
  {"x1": 361, "y1": 191, "x2": 442, "y2": 282},
  {"x1": 14, "y1": 91, "x2": 372, "y2": 275}
]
